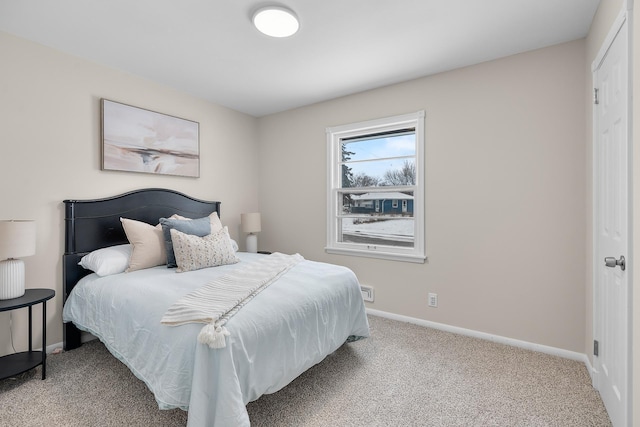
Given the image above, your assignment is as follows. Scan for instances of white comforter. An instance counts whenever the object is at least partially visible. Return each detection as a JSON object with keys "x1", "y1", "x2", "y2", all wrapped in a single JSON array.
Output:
[{"x1": 62, "y1": 252, "x2": 370, "y2": 426}]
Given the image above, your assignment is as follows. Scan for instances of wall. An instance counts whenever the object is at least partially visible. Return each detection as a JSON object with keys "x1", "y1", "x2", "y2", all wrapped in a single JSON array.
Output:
[
  {"x1": 0, "y1": 32, "x2": 260, "y2": 356},
  {"x1": 258, "y1": 40, "x2": 587, "y2": 352}
]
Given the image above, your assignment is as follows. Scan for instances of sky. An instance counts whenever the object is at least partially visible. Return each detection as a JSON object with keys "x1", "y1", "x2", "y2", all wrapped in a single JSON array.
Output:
[{"x1": 343, "y1": 134, "x2": 415, "y2": 181}]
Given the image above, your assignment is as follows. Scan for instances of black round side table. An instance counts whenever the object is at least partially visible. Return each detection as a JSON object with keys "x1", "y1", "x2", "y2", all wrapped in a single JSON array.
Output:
[{"x1": 0, "y1": 288, "x2": 55, "y2": 380}]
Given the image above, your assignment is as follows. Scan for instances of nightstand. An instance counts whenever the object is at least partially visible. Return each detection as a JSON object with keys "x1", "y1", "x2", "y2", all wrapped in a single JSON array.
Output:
[{"x1": 0, "y1": 288, "x2": 55, "y2": 380}]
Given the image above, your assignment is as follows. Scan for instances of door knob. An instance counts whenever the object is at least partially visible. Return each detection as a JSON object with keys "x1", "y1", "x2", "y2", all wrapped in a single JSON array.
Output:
[{"x1": 604, "y1": 255, "x2": 626, "y2": 271}]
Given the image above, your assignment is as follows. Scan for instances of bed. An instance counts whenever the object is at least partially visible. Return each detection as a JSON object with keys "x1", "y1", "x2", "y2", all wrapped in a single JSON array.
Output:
[{"x1": 61, "y1": 188, "x2": 370, "y2": 426}]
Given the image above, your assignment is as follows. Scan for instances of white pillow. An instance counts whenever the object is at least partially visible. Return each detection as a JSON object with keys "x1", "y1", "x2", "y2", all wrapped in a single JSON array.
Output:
[
  {"x1": 78, "y1": 244, "x2": 131, "y2": 276},
  {"x1": 170, "y1": 226, "x2": 239, "y2": 273}
]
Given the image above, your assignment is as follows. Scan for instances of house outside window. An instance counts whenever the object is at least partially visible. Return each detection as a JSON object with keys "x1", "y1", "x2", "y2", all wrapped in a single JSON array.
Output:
[{"x1": 326, "y1": 111, "x2": 425, "y2": 263}]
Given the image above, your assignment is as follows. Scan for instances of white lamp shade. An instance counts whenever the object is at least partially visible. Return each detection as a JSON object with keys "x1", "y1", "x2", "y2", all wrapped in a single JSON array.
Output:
[
  {"x1": 0, "y1": 220, "x2": 36, "y2": 260},
  {"x1": 241, "y1": 213, "x2": 262, "y2": 234}
]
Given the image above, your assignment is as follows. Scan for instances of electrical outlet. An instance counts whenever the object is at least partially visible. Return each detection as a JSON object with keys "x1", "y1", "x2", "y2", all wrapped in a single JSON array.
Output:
[
  {"x1": 360, "y1": 285, "x2": 374, "y2": 302},
  {"x1": 428, "y1": 293, "x2": 438, "y2": 308}
]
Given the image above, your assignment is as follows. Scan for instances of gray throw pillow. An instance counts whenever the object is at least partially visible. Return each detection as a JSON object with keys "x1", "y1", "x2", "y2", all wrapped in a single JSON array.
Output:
[{"x1": 160, "y1": 216, "x2": 211, "y2": 268}]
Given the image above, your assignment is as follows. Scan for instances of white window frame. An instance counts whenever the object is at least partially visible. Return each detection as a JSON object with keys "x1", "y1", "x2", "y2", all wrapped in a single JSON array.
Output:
[{"x1": 326, "y1": 111, "x2": 426, "y2": 263}]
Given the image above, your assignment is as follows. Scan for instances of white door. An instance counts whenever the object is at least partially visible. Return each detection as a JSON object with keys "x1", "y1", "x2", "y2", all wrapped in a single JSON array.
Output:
[{"x1": 593, "y1": 11, "x2": 630, "y2": 427}]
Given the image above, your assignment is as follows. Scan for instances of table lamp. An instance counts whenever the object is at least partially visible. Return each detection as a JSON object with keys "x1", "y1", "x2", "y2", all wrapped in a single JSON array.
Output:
[
  {"x1": 241, "y1": 213, "x2": 261, "y2": 253},
  {"x1": 0, "y1": 220, "x2": 36, "y2": 300}
]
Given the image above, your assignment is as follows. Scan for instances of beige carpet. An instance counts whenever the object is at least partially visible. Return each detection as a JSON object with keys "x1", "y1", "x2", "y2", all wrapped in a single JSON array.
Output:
[{"x1": 0, "y1": 315, "x2": 611, "y2": 426}]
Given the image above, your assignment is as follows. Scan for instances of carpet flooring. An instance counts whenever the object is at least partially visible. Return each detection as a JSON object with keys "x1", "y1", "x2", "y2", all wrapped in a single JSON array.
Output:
[{"x1": 0, "y1": 315, "x2": 611, "y2": 426}]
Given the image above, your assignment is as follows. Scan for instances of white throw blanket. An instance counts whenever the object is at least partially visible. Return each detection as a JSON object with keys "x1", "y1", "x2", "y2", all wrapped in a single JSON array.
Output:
[{"x1": 161, "y1": 252, "x2": 304, "y2": 348}]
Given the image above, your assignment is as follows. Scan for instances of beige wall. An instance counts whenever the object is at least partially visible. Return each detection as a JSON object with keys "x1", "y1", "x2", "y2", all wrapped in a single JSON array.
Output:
[
  {"x1": 0, "y1": 32, "x2": 260, "y2": 356},
  {"x1": 258, "y1": 40, "x2": 587, "y2": 352}
]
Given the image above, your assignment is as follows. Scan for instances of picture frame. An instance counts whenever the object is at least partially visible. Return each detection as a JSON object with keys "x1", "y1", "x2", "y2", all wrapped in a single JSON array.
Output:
[{"x1": 101, "y1": 99, "x2": 200, "y2": 178}]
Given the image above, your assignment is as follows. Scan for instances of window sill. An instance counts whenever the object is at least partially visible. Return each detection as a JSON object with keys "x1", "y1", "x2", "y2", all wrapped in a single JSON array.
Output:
[{"x1": 325, "y1": 247, "x2": 426, "y2": 263}]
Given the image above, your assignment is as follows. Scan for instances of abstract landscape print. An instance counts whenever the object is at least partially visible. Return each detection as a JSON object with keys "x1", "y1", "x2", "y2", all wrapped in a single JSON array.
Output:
[{"x1": 102, "y1": 99, "x2": 199, "y2": 177}]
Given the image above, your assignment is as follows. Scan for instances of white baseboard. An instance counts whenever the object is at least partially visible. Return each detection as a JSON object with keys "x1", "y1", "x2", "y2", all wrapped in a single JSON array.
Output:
[
  {"x1": 46, "y1": 342, "x2": 63, "y2": 353},
  {"x1": 46, "y1": 332, "x2": 96, "y2": 354},
  {"x1": 584, "y1": 355, "x2": 596, "y2": 383},
  {"x1": 366, "y1": 308, "x2": 590, "y2": 365}
]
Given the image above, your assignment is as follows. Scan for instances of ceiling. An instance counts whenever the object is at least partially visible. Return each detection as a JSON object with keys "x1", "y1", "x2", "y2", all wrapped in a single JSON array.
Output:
[{"x1": 0, "y1": 0, "x2": 600, "y2": 117}]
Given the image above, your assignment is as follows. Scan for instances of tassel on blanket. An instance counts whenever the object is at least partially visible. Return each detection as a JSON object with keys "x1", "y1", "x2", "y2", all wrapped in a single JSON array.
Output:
[{"x1": 198, "y1": 323, "x2": 230, "y2": 349}]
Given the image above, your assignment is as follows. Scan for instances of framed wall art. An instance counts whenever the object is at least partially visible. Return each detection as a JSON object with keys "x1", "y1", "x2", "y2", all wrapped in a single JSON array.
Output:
[{"x1": 101, "y1": 99, "x2": 200, "y2": 178}]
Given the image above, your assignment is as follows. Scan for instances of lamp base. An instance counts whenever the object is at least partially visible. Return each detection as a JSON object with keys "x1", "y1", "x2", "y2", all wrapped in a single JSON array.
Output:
[
  {"x1": 246, "y1": 234, "x2": 258, "y2": 253},
  {"x1": 0, "y1": 258, "x2": 26, "y2": 300}
]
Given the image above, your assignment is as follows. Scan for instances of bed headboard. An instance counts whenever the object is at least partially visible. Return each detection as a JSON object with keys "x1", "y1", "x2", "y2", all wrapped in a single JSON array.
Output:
[{"x1": 63, "y1": 188, "x2": 221, "y2": 350}]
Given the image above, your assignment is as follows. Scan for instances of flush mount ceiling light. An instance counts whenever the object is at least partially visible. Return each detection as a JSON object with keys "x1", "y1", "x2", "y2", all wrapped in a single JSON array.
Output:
[{"x1": 253, "y1": 6, "x2": 299, "y2": 38}]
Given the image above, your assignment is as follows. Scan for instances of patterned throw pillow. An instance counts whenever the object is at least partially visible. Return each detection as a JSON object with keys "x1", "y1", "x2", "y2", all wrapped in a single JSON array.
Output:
[{"x1": 170, "y1": 226, "x2": 240, "y2": 273}]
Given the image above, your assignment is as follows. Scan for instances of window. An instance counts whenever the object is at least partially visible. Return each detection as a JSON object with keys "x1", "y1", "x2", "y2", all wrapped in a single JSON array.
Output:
[{"x1": 326, "y1": 111, "x2": 425, "y2": 263}]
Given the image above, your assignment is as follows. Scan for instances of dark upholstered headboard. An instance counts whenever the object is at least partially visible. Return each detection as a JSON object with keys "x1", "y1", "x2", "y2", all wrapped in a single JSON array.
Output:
[{"x1": 63, "y1": 188, "x2": 221, "y2": 350}]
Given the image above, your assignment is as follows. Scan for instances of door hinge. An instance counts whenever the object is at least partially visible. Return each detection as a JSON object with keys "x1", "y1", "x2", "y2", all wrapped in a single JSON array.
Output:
[
  {"x1": 594, "y1": 88, "x2": 599, "y2": 105},
  {"x1": 594, "y1": 339, "x2": 599, "y2": 357}
]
